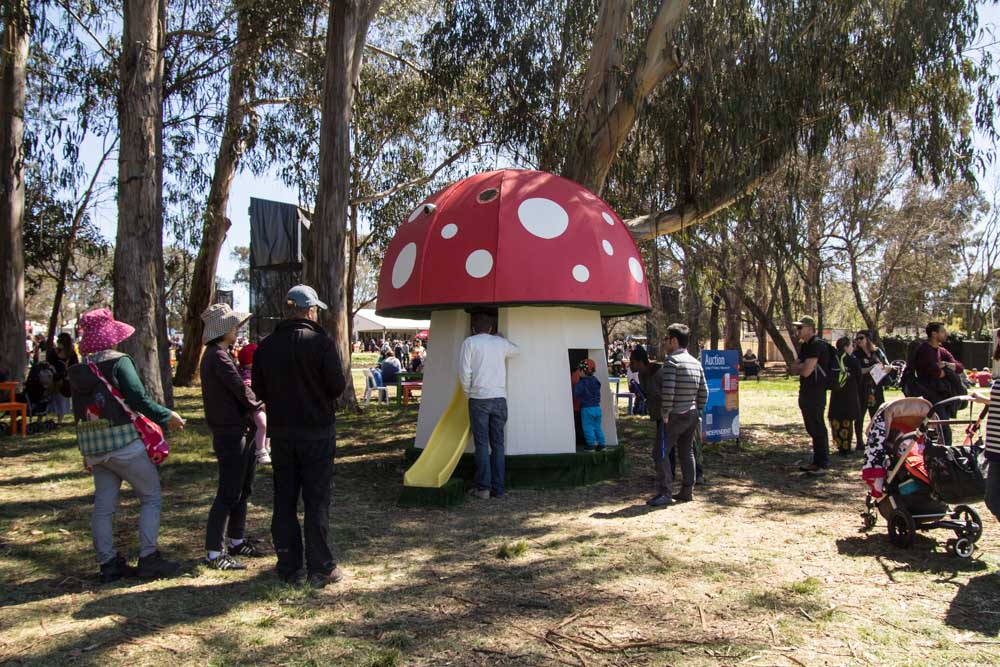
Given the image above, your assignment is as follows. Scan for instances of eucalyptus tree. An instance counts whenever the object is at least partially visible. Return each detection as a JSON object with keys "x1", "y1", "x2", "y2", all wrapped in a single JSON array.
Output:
[
  {"x1": 427, "y1": 0, "x2": 996, "y2": 241},
  {"x1": 0, "y1": 0, "x2": 30, "y2": 380}
]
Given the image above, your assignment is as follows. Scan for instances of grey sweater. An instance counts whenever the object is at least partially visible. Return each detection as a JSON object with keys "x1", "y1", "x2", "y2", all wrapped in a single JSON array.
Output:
[{"x1": 661, "y1": 350, "x2": 708, "y2": 416}]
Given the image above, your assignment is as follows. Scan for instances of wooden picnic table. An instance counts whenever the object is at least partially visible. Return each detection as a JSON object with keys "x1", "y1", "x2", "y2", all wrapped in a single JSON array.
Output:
[{"x1": 396, "y1": 372, "x2": 423, "y2": 406}]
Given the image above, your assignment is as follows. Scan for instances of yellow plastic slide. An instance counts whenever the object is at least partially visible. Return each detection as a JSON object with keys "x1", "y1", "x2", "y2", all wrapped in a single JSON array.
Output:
[{"x1": 403, "y1": 382, "x2": 470, "y2": 488}]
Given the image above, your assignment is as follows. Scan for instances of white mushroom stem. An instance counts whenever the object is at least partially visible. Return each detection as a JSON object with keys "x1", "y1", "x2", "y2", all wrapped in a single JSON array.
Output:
[{"x1": 415, "y1": 306, "x2": 618, "y2": 455}]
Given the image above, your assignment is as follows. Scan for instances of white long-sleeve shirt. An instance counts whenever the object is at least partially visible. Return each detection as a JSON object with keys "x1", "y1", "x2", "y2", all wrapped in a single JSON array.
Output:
[{"x1": 459, "y1": 333, "x2": 519, "y2": 399}]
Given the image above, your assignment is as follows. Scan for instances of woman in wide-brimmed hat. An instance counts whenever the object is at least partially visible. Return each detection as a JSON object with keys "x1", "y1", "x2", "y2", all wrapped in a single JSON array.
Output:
[
  {"x1": 199, "y1": 303, "x2": 268, "y2": 571},
  {"x1": 67, "y1": 308, "x2": 186, "y2": 583}
]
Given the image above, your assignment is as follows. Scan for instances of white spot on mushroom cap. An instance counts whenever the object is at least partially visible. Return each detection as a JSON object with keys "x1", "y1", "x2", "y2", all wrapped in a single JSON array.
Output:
[
  {"x1": 407, "y1": 204, "x2": 426, "y2": 223},
  {"x1": 441, "y1": 223, "x2": 458, "y2": 239},
  {"x1": 602, "y1": 212, "x2": 615, "y2": 226},
  {"x1": 628, "y1": 257, "x2": 644, "y2": 284},
  {"x1": 465, "y1": 249, "x2": 493, "y2": 278},
  {"x1": 572, "y1": 264, "x2": 590, "y2": 283},
  {"x1": 602, "y1": 240, "x2": 614, "y2": 256},
  {"x1": 518, "y1": 197, "x2": 569, "y2": 239},
  {"x1": 392, "y1": 243, "x2": 418, "y2": 289}
]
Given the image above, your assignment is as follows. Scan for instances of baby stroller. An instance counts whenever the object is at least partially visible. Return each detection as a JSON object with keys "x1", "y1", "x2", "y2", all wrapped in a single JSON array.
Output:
[
  {"x1": 860, "y1": 396, "x2": 986, "y2": 558},
  {"x1": 16, "y1": 362, "x2": 59, "y2": 434}
]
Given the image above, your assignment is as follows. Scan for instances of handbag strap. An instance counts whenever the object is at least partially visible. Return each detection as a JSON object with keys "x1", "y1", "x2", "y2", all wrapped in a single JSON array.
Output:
[{"x1": 85, "y1": 357, "x2": 141, "y2": 423}]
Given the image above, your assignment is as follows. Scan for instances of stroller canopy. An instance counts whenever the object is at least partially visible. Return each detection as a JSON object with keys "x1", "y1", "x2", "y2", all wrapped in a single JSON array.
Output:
[{"x1": 869, "y1": 397, "x2": 932, "y2": 438}]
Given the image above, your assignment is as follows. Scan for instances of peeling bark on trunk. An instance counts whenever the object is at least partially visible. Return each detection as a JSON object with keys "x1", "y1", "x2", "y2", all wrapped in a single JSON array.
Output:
[
  {"x1": 174, "y1": 11, "x2": 259, "y2": 386},
  {"x1": 563, "y1": 0, "x2": 687, "y2": 194},
  {"x1": 115, "y1": 0, "x2": 170, "y2": 404},
  {"x1": 0, "y1": 0, "x2": 28, "y2": 382},
  {"x1": 307, "y1": 0, "x2": 385, "y2": 410}
]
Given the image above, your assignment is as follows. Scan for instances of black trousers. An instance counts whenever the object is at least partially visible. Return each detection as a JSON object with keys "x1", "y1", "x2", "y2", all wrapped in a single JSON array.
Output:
[
  {"x1": 799, "y1": 391, "x2": 829, "y2": 468},
  {"x1": 205, "y1": 432, "x2": 257, "y2": 552},
  {"x1": 270, "y1": 436, "x2": 336, "y2": 577}
]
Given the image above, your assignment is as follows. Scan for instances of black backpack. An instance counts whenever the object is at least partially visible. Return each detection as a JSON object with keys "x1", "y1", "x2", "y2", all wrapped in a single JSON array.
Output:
[{"x1": 811, "y1": 339, "x2": 840, "y2": 391}]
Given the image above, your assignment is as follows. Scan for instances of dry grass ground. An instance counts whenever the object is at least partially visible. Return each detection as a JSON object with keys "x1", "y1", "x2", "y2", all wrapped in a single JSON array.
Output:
[{"x1": 1, "y1": 378, "x2": 998, "y2": 667}]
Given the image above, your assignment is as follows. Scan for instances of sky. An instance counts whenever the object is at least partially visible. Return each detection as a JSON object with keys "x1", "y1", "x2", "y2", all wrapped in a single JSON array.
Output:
[{"x1": 75, "y1": 3, "x2": 1000, "y2": 313}]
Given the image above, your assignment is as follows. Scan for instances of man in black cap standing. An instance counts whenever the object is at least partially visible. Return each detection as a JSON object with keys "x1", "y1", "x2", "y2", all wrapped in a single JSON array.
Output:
[
  {"x1": 792, "y1": 316, "x2": 830, "y2": 474},
  {"x1": 252, "y1": 284, "x2": 347, "y2": 587}
]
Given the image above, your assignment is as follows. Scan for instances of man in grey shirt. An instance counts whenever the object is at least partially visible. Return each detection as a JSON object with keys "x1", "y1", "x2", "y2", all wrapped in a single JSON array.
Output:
[{"x1": 648, "y1": 323, "x2": 708, "y2": 507}]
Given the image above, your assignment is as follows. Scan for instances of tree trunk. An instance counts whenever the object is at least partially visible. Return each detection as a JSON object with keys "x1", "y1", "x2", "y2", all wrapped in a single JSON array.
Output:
[
  {"x1": 114, "y1": 0, "x2": 170, "y2": 404},
  {"x1": 174, "y1": 9, "x2": 259, "y2": 386},
  {"x1": 722, "y1": 289, "x2": 742, "y2": 352},
  {"x1": 306, "y1": 0, "x2": 384, "y2": 410},
  {"x1": 0, "y1": 1, "x2": 29, "y2": 382},
  {"x1": 846, "y1": 251, "x2": 880, "y2": 344},
  {"x1": 563, "y1": 0, "x2": 687, "y2": 194},
  {"x1": 709, "y1": 293, "x2": 720, "y2": 351},
  {"x1": 741, "y1": 293, "x2": 797, "y2": 367}
]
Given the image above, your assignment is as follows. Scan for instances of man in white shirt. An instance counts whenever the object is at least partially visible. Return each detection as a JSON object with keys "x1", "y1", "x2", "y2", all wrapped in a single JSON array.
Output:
[{"x1": 460, "y1": 313, "x2": 519, "y2": 499}]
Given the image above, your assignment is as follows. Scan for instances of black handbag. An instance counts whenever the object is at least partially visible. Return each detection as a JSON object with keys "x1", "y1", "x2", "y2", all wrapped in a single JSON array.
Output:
[{"x1": 924, "y1": 443, "x2": 986, "y2": 504}]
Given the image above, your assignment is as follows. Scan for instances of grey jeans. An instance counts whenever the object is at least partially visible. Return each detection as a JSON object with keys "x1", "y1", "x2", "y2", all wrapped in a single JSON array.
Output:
[
  {"x1": 90, "y1": 440, "x2": 162, "y2": 564},
  {"x1": 653, "y1": 411, "x2": 699, "y2": 494}
]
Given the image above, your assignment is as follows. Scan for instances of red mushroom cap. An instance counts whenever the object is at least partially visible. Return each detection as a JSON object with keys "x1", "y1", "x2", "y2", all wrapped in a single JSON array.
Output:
[{"x1": 375, "y1": 170, "x2": 652, "y2": 318}]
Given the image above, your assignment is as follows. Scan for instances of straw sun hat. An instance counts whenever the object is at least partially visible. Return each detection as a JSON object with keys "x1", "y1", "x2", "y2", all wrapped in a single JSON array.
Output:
[{"x1": 201, "y1": 303, "x2": 251, "y2": 344}]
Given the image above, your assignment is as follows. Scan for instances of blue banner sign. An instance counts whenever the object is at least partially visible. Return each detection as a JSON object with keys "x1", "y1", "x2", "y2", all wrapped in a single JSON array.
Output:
[{"x1": 700, "y1": 350, "x2": 740, "y2": 443}]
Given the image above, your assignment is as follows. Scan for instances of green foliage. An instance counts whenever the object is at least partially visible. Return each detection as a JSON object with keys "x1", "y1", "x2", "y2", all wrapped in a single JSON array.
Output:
[{"x1": 496, "y1": 540, "x2": 529, "y2": 559}]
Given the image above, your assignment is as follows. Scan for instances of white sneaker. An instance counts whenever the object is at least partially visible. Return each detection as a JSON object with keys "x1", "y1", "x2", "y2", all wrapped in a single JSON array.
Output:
[{"x1": 256, "y1": 448, "x2": 271, "y2": 465}]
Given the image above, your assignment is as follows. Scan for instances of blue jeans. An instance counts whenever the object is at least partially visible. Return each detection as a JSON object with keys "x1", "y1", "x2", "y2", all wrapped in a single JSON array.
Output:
[
  {"x1": 469, "y1": 398, "x2": 507, "y2": 495},
  {"x1": 580, "y1": 406, "x2": 605, "y2": 446}
]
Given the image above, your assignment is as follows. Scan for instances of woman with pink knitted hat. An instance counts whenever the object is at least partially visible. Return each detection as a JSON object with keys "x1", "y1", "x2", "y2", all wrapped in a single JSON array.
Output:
[{"x1": 68, "y1": 308, "x2": 186, "y2": 583}]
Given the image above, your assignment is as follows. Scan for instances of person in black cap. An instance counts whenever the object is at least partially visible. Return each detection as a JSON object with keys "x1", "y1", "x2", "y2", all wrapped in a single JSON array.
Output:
[
  {"x1": 252, "y1": 284, "x2": 347, "y2": 587},
  {"x1": 792, "y1": 316, "x2": 830, "y2": 473}
]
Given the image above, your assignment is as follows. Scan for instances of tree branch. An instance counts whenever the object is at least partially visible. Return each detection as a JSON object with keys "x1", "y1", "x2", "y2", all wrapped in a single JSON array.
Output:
[
  {"x1": 364, "y1": 43, "x2": 426, "y2": 76},
  {"x1": 349, "y1": 143, "x2": 475, "y2": 206},
  {"x1": 54, "y1": 0, "x2": 117, "y2": 62},
  {"x1": 625, "y1": 170, "x2": 770, "y2": 241}
]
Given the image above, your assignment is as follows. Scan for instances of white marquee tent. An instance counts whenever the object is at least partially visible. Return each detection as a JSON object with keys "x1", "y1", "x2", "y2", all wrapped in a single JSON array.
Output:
[{"x1": 353, "y1": 309, "x2": 429, "y2": 339}]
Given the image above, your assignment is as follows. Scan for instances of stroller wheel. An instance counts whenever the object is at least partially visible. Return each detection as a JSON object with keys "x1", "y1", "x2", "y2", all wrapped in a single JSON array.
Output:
[
  {"x1": 888, "y1": 509, "x2": 916, "y2": 548},
  {"x1": 951, "y1": 505, "x2": 983, "y2": 542},
  {"x1": 953, "y1": 538, "x2": 975, "y2": 559}
]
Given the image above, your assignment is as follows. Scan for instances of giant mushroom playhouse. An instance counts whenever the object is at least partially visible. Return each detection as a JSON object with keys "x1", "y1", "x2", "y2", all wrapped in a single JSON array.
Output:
[{"x1": 375, "y1": 169, "x2": 651, "y2": 506}]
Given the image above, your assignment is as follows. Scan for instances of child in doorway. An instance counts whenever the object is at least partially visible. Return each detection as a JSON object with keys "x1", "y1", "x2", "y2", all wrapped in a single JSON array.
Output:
[
  {"x1": 237, "y1": 344, "x2": 271, "y2": 464},
  {"x1": 572, "y1": 359, "x2": 606, "y2": 451}
]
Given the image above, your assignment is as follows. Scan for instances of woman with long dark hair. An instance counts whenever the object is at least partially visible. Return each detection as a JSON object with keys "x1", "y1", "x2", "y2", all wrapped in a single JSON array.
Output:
[
  {"x1": 46, "y1": 332, "x2": 80, "y2": 423},
  {"x1": 829, "y1": 336, "x2": 863, "y2": 455}
]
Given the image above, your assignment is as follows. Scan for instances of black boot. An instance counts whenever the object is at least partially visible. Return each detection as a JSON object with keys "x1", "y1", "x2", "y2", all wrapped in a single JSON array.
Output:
[
  {"x1": 99, "y1": 554, "x2": 136, "y2": 583},
  {"x1": 137, "y1": 551, "x2": 181, "y2": 579}
]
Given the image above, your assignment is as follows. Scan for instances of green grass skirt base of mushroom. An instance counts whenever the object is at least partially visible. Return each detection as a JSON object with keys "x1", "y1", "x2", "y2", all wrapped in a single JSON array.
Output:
[{"x1": 398, "y1": 444, "x2": 626, "y2": 507}]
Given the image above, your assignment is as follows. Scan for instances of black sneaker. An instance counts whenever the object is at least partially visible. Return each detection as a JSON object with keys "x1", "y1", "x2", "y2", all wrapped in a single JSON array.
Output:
[
  {"x1": 646, "y1": 494, "x2": 674, "y2": 507},
  {"x1": 205, "y1": 553, "x2": 246, "y2": 571},
  {"x1": 137, "y1": 551, "x2": 181, "y2": 579},
  {"x1": 99, "y1": 554, "x2": 136, "y2": 583},
  {"x1": 229, "y1": 540, "x2": 267, "y2": 558},
  {"x1": 307, "y1": 566, "x2": 344, "y2": 589}
]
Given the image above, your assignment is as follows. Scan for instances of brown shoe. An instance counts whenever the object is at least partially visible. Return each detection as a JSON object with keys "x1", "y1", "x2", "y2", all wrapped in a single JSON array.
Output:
[{"x1": 308, "y1": 566, "x2": 344, "y2": 588}]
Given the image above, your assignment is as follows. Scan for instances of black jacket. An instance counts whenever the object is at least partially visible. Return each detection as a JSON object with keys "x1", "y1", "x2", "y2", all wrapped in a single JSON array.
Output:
[
  {"x1": 200, "y1": 344, "x2": 262, "y2": 436},
  {"x1": 252, "y1": 318, "x2": 346, "y2": 440}
]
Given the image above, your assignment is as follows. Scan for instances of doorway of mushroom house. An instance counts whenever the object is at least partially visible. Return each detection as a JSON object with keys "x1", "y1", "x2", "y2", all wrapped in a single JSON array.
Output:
[{"x1": 568, "y1": 349, "x2": 588, "y2": 449}]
